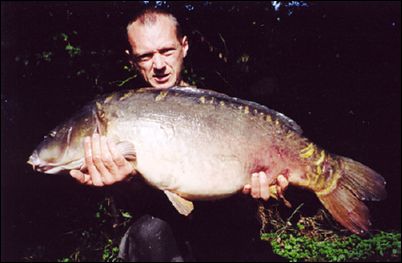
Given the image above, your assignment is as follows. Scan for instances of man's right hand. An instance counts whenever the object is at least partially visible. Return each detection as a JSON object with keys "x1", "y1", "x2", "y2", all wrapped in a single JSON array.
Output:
[{"x1": 70, "y1": 134, "x2": 137, "y2": 187}]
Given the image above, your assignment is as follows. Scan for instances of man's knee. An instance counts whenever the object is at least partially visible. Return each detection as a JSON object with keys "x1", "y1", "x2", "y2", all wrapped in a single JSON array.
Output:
[
  {"x1": 129, "y1": 215, "x2": 171, "y2": 242},
  {"x1": 118, "y1": 214, "x2": 183, "y2": 261}
]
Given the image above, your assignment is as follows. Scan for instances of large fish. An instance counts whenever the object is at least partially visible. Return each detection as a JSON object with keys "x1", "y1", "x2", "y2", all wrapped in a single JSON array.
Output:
[{"x1": 28, "y1": 87, "x2": 386, "y2": 235}]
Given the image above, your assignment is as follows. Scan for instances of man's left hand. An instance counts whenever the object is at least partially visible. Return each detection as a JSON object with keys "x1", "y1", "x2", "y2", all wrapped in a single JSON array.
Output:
[{"x1": 242, "y1": 172, "x2": 289, "y2": 201}]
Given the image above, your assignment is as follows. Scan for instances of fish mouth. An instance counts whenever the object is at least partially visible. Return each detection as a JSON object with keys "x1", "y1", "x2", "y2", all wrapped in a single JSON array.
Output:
[
  {"x1": 27, "y1": 150, "x2": 43, "y2": 171},
  {"x1": 27, "y1": 150, "x2": 83, "y2": 174},
  {"x1": 27, "y1": 151, "x2": 54, "y2": 173}
]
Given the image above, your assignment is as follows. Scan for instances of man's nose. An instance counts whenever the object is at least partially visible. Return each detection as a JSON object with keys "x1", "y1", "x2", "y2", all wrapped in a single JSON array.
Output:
[{"x1": 152, "y1": 53, "x2": 165, "y2": 70}]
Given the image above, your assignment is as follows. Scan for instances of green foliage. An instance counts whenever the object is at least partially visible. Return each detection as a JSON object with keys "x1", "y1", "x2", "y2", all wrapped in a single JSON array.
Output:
[
  {"x1": 64, "y1": 43, "x2": 81, "y2": 58},
  {"x1": 262, "y1": 231, "x2": 401, "y2": 262},
  {"x1": 15, "y1": 29, "x2": 136, "y2": 95},
  {"x1": 35, "y1": 51, "x2": 53, "y2": 62},
  {"x1": 101, "y1": 239, "x2": 120, "y2": 262},
  {"x1": 182, "y1": 67, "x2": 206, "y2": 86},
  {"x1": 54, "y1": 31, "x2": 81, "y2": 58},
  {"x1": 22, "y1": 197, "x2": 133, "y2": 262},
  {"x1": 57, "y1": 198, "x2": 133, "y2": 262},
  {"x1": 259, "y1": 205, "x2": 401, "y2": 262}
]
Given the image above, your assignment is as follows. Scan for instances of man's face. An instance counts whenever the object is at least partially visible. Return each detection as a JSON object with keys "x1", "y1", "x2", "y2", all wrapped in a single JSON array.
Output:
[{"x1": 127, "y1": 16, "x2": 189, "y2": 89}]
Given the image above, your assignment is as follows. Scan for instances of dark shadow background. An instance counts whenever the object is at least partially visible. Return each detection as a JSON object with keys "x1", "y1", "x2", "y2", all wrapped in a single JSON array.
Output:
[{"x1": 2, "y1": 1, "x2": 401, "y2": 261}]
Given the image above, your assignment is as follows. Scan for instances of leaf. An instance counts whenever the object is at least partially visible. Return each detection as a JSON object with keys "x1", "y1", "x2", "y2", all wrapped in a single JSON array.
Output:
[{"x1": 121, "y1": 211, "x2": 132, "y2": 218}]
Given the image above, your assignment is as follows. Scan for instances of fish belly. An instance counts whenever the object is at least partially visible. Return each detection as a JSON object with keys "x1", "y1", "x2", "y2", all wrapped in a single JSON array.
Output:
[
  {"x1": 110, "y1": 119, "x2": 258, "y2": 200},
  {"x1": 140, "y1": 127, "x2": 250, "y2": 199}
]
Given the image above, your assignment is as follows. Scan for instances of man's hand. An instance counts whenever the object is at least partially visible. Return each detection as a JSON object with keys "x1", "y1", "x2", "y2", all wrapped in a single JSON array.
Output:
[
  {"x1": 70, "y1": 134, "x2": 136, "y2": 187},
  {"x1": 242, "y1": 171, "x2": 289, "y2": 201}
]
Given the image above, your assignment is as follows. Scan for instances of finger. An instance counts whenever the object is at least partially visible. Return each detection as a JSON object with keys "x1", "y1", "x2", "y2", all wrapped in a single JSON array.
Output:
[
  {"x1": 259, "y1": 172, "x2": 270, "y2": 201},
  {"x1": 277, "y1": 174, "x2": 289, "y2": 191},
  {"x1": 251, "y1": 173, "x2": 260, "y2": 199},
  {"x1": 70, "y1": 170, "x2": 92, "y2": 185},
  {"x1": 80, "y1": 161, "x2": 87, "y2": 171},
  {"x1": 242, "y1": 184, "x2": 251, "y2": 195},
  {"x1": 70, "y1": 170, "x2": 86, "y2": 184},
  {"x1": 100, "y1": 136, "x2": 119, "y2": 184},
  {"x1": 277, "y1": 184, "x2": 292, "y2": 208},
  {"x1": 107, "y1": 138, "x2": 127, "y2": 167},
  {"x1": 86, "y1": 135, "x2": 104, "y2": 187},
  {"x1": 276, "y1": 184, "x2": 284, "y2": 199},
  {"x1": 92, "y1": 134, "x2": 111, "y2": 176},
  {"x1": 84, "y1": 136, "x2": 95, "y2": 174}
]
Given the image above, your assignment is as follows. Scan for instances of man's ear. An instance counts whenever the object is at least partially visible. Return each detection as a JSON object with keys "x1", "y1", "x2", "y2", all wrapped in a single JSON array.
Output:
[
  {"x1": 125, "y1": 49, "x2": 139, "y2": 71},
  {"x1": 181, "y1": 36, "x2": 189, "y2": 58},
  {"x1": 130, "y1": 60, "x2": 139, "y2": 72}
]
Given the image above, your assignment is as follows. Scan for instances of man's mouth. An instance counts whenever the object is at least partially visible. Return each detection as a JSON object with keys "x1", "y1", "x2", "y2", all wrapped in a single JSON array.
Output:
[{"x1": 153, "y1": 73, "x2": 170, "y2": 83}]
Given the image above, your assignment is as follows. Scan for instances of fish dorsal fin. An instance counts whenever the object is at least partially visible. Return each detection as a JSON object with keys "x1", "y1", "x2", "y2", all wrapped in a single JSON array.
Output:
[
  {"x1": 169, "y1": 86, "x2": 303, "y2": 134},
  {"x1": 164, "y1": 190, "x2": 194, "y2": 216}
]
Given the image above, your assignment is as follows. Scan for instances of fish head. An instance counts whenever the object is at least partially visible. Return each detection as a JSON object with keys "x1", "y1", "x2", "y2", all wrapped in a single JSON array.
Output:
[{"x1": 28, "y1": 106, "x2": 102, "y2": 174}]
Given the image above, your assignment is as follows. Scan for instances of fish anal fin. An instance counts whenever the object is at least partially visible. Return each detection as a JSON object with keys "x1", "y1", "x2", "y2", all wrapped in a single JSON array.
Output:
[{"x1": 164, "y1": 191, "x2": 194, "y2": 216}]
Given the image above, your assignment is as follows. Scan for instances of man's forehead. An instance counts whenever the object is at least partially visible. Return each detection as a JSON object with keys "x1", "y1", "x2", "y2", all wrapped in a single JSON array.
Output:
[
  {"x1": 128, "y1": 17, "x2": 180, "y2": 54},
  {"x1": 129, "y1": 15, "x2": 176, "y2": 36}
]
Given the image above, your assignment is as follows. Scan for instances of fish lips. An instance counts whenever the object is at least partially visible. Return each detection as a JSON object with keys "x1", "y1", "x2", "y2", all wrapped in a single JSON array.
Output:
[
  {"x1": 27, "y1": 150, "x2": 42, "y2": 170},
  {"x1": 27, "y1": 153, "x2": 54, "y2": 173},
  {"x1": 27, "y1": 150, "x2": 82, "y2": 174}
]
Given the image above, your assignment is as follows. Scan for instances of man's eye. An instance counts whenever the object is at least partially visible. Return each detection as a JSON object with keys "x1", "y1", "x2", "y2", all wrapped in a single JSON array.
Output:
[
  {"x1": 161, "y1": 49, "x2": 175, "y2": 56},
  {"x1": 137, "y1": 54, "x2": 152, "y2": 62}
]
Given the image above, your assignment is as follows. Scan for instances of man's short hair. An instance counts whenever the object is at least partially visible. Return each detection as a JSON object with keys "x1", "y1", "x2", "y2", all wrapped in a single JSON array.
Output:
[{"x1": 127, "y1": 8, "x2": 183, "y2": 41}]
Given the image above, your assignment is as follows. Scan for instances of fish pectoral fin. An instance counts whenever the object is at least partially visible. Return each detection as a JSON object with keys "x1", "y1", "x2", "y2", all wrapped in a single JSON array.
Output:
[
  {"x1": 116, "y1": 141, "x2": 136, "y2": 161},
  {"x1": 164, "y1": 191, "x2": 194, "y2": 216}
]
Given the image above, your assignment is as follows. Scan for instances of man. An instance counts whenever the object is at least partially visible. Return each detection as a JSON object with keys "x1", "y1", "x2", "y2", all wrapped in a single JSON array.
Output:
[{"x1": 70, "y1": 8, "x2": 289, "y2": 261}]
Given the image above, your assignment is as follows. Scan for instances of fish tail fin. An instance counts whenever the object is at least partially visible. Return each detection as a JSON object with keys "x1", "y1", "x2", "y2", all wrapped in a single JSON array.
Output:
[{"x1": 312, "y1": 155, "x2": 387, "y2": 235}]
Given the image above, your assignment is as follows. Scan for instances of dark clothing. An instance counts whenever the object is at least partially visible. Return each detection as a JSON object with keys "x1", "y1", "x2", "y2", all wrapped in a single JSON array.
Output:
[
  {"x1": 118, "y1": 215, "x2": 185, "y2": 261},
  {"x1": 113, "y1": 178, "x2": 283, "y2": 262}
]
